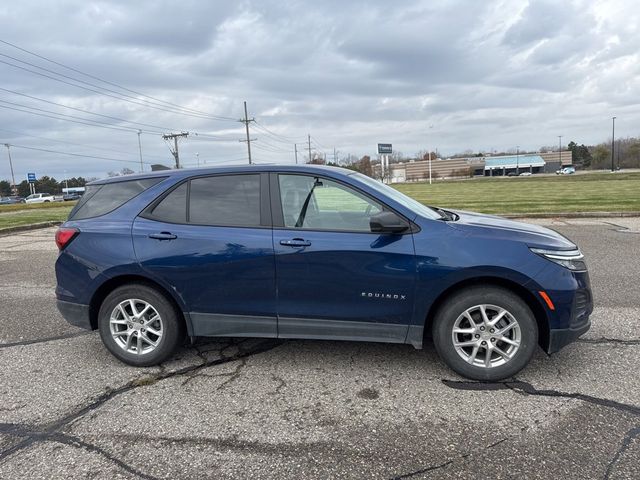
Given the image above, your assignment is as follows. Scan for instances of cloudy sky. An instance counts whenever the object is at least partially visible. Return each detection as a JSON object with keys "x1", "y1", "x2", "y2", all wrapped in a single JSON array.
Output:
[{"x1": 0, "y1": 0, "x2": 638, "y2": 180}]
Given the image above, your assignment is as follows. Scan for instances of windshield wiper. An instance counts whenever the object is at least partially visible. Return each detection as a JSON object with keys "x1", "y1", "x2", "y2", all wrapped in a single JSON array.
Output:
[{"x1": 429, "y1": 206, "x2": 451, "y2": 221}]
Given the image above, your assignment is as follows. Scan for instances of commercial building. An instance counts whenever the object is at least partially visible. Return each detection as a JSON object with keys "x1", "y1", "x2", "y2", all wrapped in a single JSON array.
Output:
[{"x1": 383, "y1": 150, "x2": 572, "y2": 183}]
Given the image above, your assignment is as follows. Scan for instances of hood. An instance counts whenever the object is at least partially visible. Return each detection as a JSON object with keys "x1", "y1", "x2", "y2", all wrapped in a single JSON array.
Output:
[{"x1": 446, "y1": 209, "x2": 576, "y2": 250}]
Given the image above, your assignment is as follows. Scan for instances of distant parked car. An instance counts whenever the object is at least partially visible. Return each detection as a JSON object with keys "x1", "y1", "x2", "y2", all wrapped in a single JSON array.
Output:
[
  {"x1": 25, "y1": 193, "x2": 55, "y2": 204},
  {"x1": 519, "y1": 172, "x2": 532, "y2": 176},
  {"x1": 0, "y1": 196, "x2": 26, "y2": 205},
  {"x1": 507, "y1": 172, "x2": 518, "y2": 177},
  {"x1": 63, "y1": 192, "x2": 83, "y2": 201},
  {"x1": 556, "y1": 167, "x2": 576, "y2": 175}
]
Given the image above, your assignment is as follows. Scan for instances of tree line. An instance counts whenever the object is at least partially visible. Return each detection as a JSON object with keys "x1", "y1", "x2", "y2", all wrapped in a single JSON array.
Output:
[{"x1": 0, "y1": 168, "x2": 138, "y2": 197}]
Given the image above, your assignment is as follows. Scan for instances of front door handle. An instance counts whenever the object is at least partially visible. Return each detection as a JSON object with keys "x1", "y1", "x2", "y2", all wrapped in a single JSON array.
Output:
[
  {"x1": 148, "y1": 232, "x2": 177, "y2": 240},
  {"x1": 280, "y1": 238, "x2": 311, "y2": 247}
]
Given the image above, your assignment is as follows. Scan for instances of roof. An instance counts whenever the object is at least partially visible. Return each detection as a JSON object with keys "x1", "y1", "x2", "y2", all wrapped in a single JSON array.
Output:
[
  {"x1": 89, "y1": 164, "x2": 355, "y2": 185},
  {"x1": 484, "y1": 155, "x2": 545, "y2": 170}
]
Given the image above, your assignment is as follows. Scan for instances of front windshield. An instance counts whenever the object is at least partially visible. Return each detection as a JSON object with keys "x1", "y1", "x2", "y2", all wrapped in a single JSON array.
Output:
[{"x1": 351, "y1": 173, "x2": 441, "y2": 220}]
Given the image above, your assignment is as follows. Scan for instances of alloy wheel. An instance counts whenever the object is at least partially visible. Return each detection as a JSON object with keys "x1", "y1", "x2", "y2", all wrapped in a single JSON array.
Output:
[
  {"x1": 109, "y1": 299, "x2": 163, "y2": 355},
  {"x1": 451, "y1": 304, "x2": 521, "y2": 368}
]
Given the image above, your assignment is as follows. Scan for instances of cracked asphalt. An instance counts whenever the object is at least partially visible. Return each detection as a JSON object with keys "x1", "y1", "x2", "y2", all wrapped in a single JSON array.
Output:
[{"x1": 0, "y1": 218, "x2": 639, "y2": 479}]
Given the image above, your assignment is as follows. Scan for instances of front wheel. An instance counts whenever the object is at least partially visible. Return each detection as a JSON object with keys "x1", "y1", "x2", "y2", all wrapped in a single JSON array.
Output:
[
  {"x1": 432, "y1": 286, "x2": 538, "y2": 381},
  {"x1": 98, "y1": 284, "x2": 185, "y2": 367}
]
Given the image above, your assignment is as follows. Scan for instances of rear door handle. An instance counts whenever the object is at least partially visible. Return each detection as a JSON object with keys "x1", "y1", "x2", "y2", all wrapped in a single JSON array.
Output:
[
  {"x1": 148, "y1": 232, "x2": 177, "y2": 240},
  {"x1": 280, "y1": 238, "x2": 311, "y2": 247}
]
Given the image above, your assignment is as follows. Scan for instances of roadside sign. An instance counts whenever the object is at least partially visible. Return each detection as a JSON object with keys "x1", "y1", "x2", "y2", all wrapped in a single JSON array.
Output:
[
  {"x1": 27, "y1": 173, "x2": 36, "y2": 183},
  {"x1": 377, "y1": 143, "x2": 392, "y2": 154}
]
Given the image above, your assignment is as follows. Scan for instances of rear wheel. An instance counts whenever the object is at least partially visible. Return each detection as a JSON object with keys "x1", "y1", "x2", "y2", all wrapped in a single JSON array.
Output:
[
  {"x1": 98, "y1": 284, "x2": 184, "y2": 367},
  {"x1": 432, "y1": 286, "x2": 538, "y2": 381}
]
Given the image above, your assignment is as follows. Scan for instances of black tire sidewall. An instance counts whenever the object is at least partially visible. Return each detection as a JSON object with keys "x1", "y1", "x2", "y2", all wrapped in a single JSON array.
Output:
[
  {"x1": 98, "y1": 284, "x2": 183, "y2": 367},
  {"x1": 432, "y1": 287, "x2": 538, "y2": 381}
]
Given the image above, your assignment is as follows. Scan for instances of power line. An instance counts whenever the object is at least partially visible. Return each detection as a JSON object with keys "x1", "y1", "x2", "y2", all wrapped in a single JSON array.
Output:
[
  {"x1": 0, "y1": 41, "x2": 238, "y2": 122},
  {"x1": 7, "y1": 143, "x2": 155, "y2": 165},
  {"x1": 311, "y1": 135, "x2": 330, "y2": 150},
  {"x1": 252, "y1": 121, "x2": 306, "y2": 142},
  {"x1": 0, "y1": 99, "x2": 163, "y2": 134},
  {"x1": 0, "y1": 57, "x2": 233, "y2": 123},
  {"x1": 0, "y1": 103, "x2": 157, "y2": 134},
  {"x1": 0, "y1": 127, "x2": 168, "y2": 161},
  {"x1": 0, "y1": 87, "x2": 175, "y2": 132}
]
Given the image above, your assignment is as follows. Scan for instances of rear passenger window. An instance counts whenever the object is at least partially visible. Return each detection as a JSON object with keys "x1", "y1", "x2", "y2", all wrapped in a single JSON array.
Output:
[
  {"x1": 70, "y1": 177, "x2": 164, "y2": 220},
  {"x1": 148, "y1": 183, "x2": 187, "y2": 223},
  {"x1": 189, "y1": 175, "x2": 260, "y2": 227}
]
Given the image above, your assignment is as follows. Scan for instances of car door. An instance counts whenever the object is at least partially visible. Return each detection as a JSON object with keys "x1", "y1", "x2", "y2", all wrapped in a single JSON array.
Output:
[
  {"x1": 272, "y1": 173, "x2": 417, "y2": 343},
  {"x1": 132, "y1": 173, "x2": 277, "y2": 338}
]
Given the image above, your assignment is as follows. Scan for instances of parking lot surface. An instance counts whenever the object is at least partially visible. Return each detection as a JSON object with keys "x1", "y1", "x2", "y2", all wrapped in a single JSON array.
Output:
[{"x1": 1, "y1": 218, "x2": 639, "y2": 479}]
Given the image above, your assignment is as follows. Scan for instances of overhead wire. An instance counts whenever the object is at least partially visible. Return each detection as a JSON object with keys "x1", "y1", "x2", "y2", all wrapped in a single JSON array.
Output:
[
  {"x1": 0, "y1": 99, "x2": 163, "y2": 134},
  {"x1": 0, "y1": 57, "x2": 235, "y2": 123},
  {"x1": 0, "y1": 103, "x2": 158, "y2": 134},
  {"x1": 7, "y1": 143, "x2": 155, "y2": 165},
  {"x1": 0, "y1": 127, "x2": 169, "y2": 162},
  {"x1": 0, "y1": 42, "x2": 238, "y2": 121},
  {"x1": 0, "y1": 87, "x2": 176, "y2": 132}
]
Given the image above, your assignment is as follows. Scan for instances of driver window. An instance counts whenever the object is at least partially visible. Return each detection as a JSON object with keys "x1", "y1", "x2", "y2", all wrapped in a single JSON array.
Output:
[{"x1": 278, "y1": 174, "x2": 382, "y2": 231}]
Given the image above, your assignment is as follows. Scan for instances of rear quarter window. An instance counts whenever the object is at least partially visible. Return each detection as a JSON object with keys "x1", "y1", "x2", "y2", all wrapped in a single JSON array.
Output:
[{"x1": 69, "y1": 177, "x2": 164, "y2": 220}]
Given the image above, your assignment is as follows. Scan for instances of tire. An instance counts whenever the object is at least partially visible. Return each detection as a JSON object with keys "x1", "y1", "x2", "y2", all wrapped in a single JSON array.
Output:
[
  {"x1": 432, "y1": 286, "x2": 538, "y2": 381},
  {"x1": 98, "y1": 283, "x2": 185, "y2": 367}
]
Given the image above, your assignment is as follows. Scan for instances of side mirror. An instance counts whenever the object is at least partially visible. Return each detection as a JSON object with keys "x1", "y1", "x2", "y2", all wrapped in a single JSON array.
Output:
[{"x1": 369, "y1": 211, "x2": 409, "y2": 234}]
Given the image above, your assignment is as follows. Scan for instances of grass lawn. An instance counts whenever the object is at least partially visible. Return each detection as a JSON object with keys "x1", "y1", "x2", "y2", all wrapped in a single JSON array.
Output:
[
  {"x1": 0, "y1": 202, "x2": 75, "y2": 230},
  {"x1": 394, "y1": 172, "x2": 640, "y2": 214}
]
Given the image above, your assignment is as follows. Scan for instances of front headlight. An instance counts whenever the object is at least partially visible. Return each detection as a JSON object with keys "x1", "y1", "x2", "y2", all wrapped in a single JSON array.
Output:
[{"x1": 530, "y1": 248, "x2": 587, "y2": 271}]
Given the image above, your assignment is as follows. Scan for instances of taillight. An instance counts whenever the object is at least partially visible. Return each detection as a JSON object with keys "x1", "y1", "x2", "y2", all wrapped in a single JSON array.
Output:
[{"x1": 55, "y1": 227, "x2": 79, "y2": 251}]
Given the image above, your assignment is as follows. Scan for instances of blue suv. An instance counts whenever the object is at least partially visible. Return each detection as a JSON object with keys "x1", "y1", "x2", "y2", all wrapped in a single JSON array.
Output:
[{"x1": 55, "y1": 165, "x2": 592, "y2": 380}]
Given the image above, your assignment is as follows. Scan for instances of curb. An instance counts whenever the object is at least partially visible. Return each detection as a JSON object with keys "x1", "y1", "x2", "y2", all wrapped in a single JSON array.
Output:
[
  {"x1": 0, "y1": 221, "x2": 62, "y2": 236},
  {"x1": 502, "y1": 212, "x2": 640, "y2": 219}
]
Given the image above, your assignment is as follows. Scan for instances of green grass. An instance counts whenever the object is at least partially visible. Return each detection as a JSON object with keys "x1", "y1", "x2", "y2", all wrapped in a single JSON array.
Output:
[
  {"x1": 393, "y1": 172, "x2": 640, "y2": 214},
  {"x1": 0, "y1": 202, "x2": 75, "y2": 230}
]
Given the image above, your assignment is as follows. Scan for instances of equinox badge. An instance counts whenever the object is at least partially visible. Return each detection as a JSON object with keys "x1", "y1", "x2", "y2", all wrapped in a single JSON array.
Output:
[{"x1": 361, "y1": 292, "x2": 406, "y2": 300}]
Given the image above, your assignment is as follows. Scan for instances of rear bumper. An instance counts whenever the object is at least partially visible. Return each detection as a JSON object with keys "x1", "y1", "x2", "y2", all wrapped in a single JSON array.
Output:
[
  {"x1": 547, "y1": 320, "x2": 590, "y2": 354},
  {"x1": 56, "y1": 300, "x2": 92, "y2": 330}
]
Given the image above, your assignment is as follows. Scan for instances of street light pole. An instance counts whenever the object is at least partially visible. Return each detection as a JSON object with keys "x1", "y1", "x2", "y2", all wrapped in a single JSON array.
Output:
[
  {"x1": 558, "y1": 135, "x2": 562, "y2": 168},
  {"x1": 137, "y1": 130, "x2": 143, "y2": 173},
  {"x1": 4, "y1": 144, "x2": 16, "y2": 194},
  {"x1": 611, "y1": 117, "x2": 616, "y2": 172}
]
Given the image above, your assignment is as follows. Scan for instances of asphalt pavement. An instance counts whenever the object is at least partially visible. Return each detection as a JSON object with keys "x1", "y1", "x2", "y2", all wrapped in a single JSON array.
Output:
[{"x1": 0, "y1": 218, "x2": 639, "y2": 479}]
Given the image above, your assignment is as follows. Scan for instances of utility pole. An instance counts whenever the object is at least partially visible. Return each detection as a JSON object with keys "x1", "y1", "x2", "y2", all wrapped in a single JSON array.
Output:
[
  {"x1": 294, "y1": 143, "x2": 298, "y2": 164},
  {"x1": 558, "y1": 135, "x2": 563, "y2": 169},
  {"x1": 611, "y1": 117, "x2": 616, "y2": 172},
  {"x1": 239, "y1": 101, "x2": 256, "y2": 164},
  {"x1": 137, "y1": 130, "x2": 143, "y2": 173},
  {"x1": 308, "y1": 134, "x2": 312, "y2": 164},
  {"x1": 4, "y1": 144, "x2": 16, "y2": 194},
  {"x1": 162, "y1": 132, "x2": 189, "y2": 169}
]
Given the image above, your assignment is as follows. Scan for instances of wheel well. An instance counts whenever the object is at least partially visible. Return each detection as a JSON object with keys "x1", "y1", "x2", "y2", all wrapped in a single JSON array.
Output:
[
  {"x1": 423, "y1": 277, "x2": 550, "y2": 350},
  {"x1": 89, "y1": 274, "x2": 188, "y2": 333}
]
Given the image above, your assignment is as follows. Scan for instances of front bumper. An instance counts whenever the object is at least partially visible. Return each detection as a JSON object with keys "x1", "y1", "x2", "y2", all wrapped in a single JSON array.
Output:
[
  {"x1": 56, "y1": 300, "x2": 92, "y2": 330},
  {"x1": 547, "y1": 320, "x2": 591, "y2": 354}
]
